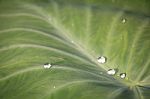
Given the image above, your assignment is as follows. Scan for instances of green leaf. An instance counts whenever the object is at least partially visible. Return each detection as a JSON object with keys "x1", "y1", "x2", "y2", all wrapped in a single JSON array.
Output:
[{"x1": 0, "y1": 0, "x2": 150, "y2": 99}]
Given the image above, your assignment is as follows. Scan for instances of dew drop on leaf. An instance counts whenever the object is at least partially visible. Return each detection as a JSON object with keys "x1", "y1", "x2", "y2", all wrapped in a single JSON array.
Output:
[
  {"x1": 97, "y1": 56, "x2": 107, "y2": 64},
  {"x1": 43, "y1": 63, "x2": 52, "y2": 69},
  {"x1": 122, "y1": 18, "x2": 126, "y2": 23},
  {"x1": 107, "y1": 69, "x2": 116, "y2": 75},
  {"x1": 120, "y1": 73, "x2": 126, "y2": 79},
  {"x1": 54, "y1": 86, "x2": 56, "y2": 88},
  {"x1": 71, "y1": 40, "x2": 74, "y2": 43}
]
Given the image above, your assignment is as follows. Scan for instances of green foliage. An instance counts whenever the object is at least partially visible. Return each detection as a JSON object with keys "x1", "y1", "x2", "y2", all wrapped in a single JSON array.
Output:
[{"x1": 0, "y1": 0, "x2": 150, "y2": 99}]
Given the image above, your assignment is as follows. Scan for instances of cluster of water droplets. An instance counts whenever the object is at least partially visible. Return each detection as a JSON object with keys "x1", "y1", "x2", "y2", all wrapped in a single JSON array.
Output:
[
  {"x1": 97, "y1": 56, "x2": 126, "y2": 79},
  {"x1": 40, "y1": 17, "x2": 127, "y2": 91}
]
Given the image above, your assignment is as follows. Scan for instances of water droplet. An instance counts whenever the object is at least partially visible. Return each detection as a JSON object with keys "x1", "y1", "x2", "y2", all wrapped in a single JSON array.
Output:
[
  {"x1": 100, "y1": 72, "x2": 103, "y2": 74},
  {"x1": 44, "y1": 63, "x2": 52, "y2": 69},
  {"x1": 120, "y1": 73, "x2": 126, "y2": 79},
  {"x1": 53, "y1": 86, "x2": 56, "y2": 88},
  {"x1": 71, "y1": 40, "x2": 74, "y2": 43},
  {"x1": 97, "y1": 56, "x2": 107, "y2": 64},
  {"x1": 122, "y1": 18, "x2": 126, "y2": 24},
  {"x1": 107, "y1": 69, "x2": 116, "y2": 75},
  {"x1": 126, "y1": 77, "x2": 129, "y2": 80}
]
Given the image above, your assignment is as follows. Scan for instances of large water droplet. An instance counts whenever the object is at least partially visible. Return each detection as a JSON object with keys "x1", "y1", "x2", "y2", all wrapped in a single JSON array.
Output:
[
  {"x1": 107, "y1": 69, "x2": 116, "y2": 75},
  {"x1": 97, "y1": 56, "x2": 107, "y2": 64},
  {"x1": 120, "y1": 73, "x2": 126, "y2": 79},
  {"x1": 44, "y1": 63, "x2": 52, "y2": 69}
]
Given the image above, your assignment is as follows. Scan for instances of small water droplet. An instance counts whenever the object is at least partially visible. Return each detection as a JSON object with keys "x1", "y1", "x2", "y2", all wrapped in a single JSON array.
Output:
[
  {"x1": 120, "y1": 73, "x2": 126, "y2": 79},
  {"x1": 44, "y1": 63, "x2": 52, "y2": 69},
  {"x1": 71, "y1": 40, "x2": 74, "y2": 43},
  {"x1": 53, "y1": 86, "x2": 56, "y2": 88},
  {"x1": 126, "y1": 77, "x2": 129, "y2": 80},
  {"x1": 122, "y1": 18, "x2": 126, "y2": 24},
  {"x1": 97, "y1": 56, "x2": 107, "y2": 64},
  {"x1": 107, "y1": 69, "x2": 116, "y2": 75}
]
